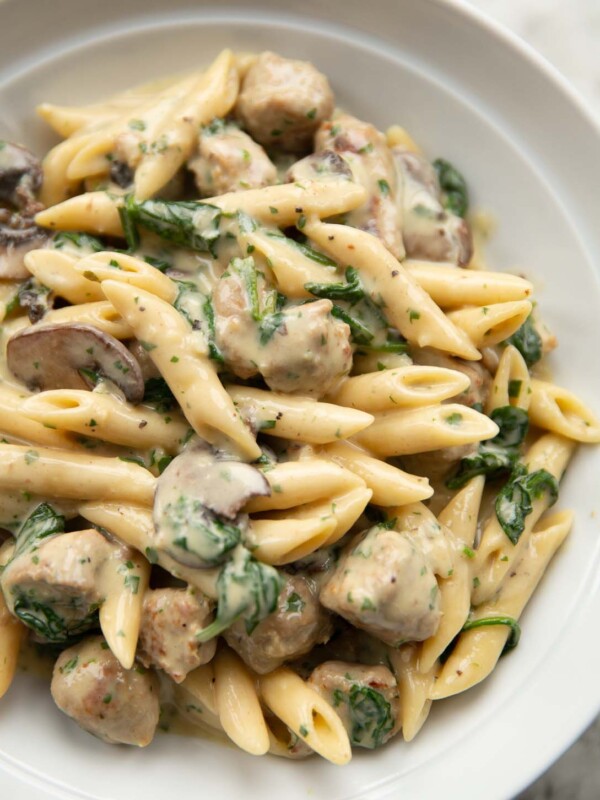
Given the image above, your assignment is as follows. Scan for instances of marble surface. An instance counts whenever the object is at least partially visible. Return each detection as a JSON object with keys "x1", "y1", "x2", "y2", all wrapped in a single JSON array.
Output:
[{"x1": 463, "y1": 7, "x2": 600, "y2": 800}]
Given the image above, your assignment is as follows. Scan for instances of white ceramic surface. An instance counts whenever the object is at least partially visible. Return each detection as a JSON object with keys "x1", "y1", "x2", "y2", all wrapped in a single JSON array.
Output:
[{"x1": 1, "y1": 1, "x2": 600, "y2": 799}]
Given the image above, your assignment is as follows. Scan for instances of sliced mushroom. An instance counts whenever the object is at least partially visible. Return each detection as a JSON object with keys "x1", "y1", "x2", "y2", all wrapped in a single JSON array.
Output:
[
  {"x1": 153, "y1": 447, "x2": 270, "y2": 568},
  {"x1": 0, "y1": 211, "x2": 49, "y2": 279},
  {"x1": 0, "y1": 142, "x2": 43, "y2": 213},
  {"x1": 6, "y1": 323, "x2": 144, "y2": 403},
  {"x1": 286, "y1": 150, "x2": 352, "y2": 184},
  {"x1": 0, "y1": 142, "x2": 48, "y2": 278}
]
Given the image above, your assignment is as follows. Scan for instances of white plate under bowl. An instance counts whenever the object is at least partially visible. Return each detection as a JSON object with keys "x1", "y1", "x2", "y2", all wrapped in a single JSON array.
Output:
[{"x1": 1, "y1": 1, "x2": 599, "y2": 798}]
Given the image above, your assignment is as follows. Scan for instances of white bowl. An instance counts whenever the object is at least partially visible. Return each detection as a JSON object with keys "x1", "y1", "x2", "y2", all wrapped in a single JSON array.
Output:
[{"x1": 1, "y1": 1, "x2": 599, "y2": 798}]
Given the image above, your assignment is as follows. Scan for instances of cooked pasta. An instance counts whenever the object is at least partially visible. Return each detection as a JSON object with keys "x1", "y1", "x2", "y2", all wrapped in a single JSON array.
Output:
[{"x1": 0, "y1": 47, "x2": 595, "y2": 765}]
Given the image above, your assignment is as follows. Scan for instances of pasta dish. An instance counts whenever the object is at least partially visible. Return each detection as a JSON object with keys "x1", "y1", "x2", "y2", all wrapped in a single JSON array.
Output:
[{"x1": 0, "y1": 49, "x2": 598, "y2": 762}]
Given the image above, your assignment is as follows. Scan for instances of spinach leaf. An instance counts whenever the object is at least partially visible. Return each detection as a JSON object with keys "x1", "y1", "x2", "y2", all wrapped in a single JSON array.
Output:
[
  {"x1": 447, "y1": 406, "x2": 529, "y2": 489},
  {"x1": 143, "y1": 377, "x2": 176, "y2": 414},
  {"x1": 120, "y1": 195, "x2": 221, "y2": 255},
  {"x1": 266, "y1": 230, "x2": 337, "y2": 267},
  {"x1": 162, "y1": 494, "x2": 242, "y2": 567},
  {"x1": 506, "y1": 313, "x2": 542, "y2": 367},
  {"x1": 305, "y1": 266, "x2": 364, "y2": 304},
  {"x1": 53, "y1": 231, "x2": 104, "y2": 252},
  {"x1": 259, "y1": 311, "x2": 285, "y2": 346},
  {"x1": 461, "y1": 615, "x2": 521, "y2": 653},
  {"x1": 14, "y1": 503, "x2": 65, "y2": 558},
  {"x1": 330, "y1": 305, "x2": 374, "y2": 345},
  {"x1": 433, "y1": 158, "x2": 469, "y2": 217},
  {"x1": 348, "y1": 684, "x2": 394, "y2": 749},
  {"x1": 495, "y1": 464, "x2": 559, "y2": 544},
  {"x1": 12, "y1": 596, "x2": 99, "y2": 644},
  {"x1": 196, "y1": 546, "x2": 283, "y2": 641},
  {"x1": 202, "y1": 296, "x2": 224, "y2": 362}
]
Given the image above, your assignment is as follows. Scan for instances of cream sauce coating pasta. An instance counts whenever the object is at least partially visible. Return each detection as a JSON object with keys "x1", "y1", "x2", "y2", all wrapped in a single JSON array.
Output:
[{"x1": 0, "y1": 47, "x2": 596, "y2": 763}]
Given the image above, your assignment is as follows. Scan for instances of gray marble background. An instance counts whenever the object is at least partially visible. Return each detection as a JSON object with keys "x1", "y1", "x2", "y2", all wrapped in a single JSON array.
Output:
[{"x1": 464, "y1": 3, "x2": 600, "y2": 798}]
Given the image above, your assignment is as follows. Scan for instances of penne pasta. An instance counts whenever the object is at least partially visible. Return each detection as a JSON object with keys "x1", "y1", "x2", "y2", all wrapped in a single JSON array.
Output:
[
  {"x1": 431, "y1": 509, "x2": 573, "y2": 699},
  {"x1": 25, "y1": 249, "x2": 105, "y2": 304},
  {"x1": 0, "y1": 443, "x2": 156, "y2": 504},
  {"x1": 264, "y1": 485, "x2": 372, "y2": 547},
  {"x1": 259, "y1": 667, "x2": 351, "y2": 765},
  {"x1": 0, "y1": 541, "x2": 24, "y2": 699},
  {"x1": 246, "y1": 516, "x2": 337, "y2": 565},
  {"x1": 328, "y1": 365, "x2": 471, "y2": 412},
  {"x1": 528, "y1": 379, "x2": 600, "y2": 443},
  {"x1": 0, "y1": 382, "x2": 79, "y2": 450},
  {"x1": 213, "y1": 646, "x2": 270, "y2": 756},
  {"x1": 21, "y1": 389, "x2": 191, "y2": 454},
  {"x1": 304, "y1": 219, "x2": 481, "y2": 361},
  {"x1": 100, "y1": 281, "x2": 260, "y2": 459},
  {"x1": 39, "y1": 301, "x2": 133, "y2": 339},
  {"x1": 323, "y1": 440, "x2": 432, "y2": 505},
  {"x1": 245, "y1": 459, "x2": 365, "y2": 513},
  {"x1": 404, "y1": 261, "x2": 533, "y2": 308},
  {"x1": 419, "y1": 477, "x2": 485, "y2": 672},
  {"x1": 98, "y1": 544, "x2": 150, "y2": 670},
  {"x1": 388, "y1": 643, "x2": 439, "y2": 742},
  {"x1": 447, "y1": 300, "x2": 532, "y2": 348},
  {"x1": 353, "y1": 403, "x2": 499, "y2": 457},
  {"x1": 471, "y1": 433, "x2": 576, "y2": 605},
  {"x1": 73, "y1": 251, "x2": 178, "y2": 302},
  {"x1": 227, "y1": 385, "x2": 373, "y2": 443},
  {"x1": 486, "y1": 344, "x2": 531, "y2": 413}
]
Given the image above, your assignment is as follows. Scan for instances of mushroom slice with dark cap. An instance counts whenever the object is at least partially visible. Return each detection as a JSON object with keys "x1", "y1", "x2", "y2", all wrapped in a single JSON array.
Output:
[
  {"x1": 6, "y1": 323, "x2": 145, "y2": 403},
  {"x1": 0, "y1": 141, "x2": 48, "y2": 279},
  {"x1": 153, "y1": 447, "x2": 271, "y2": 569},
  {"x1": 0, "y1": 142, "x2": 43, "y2": 212}
]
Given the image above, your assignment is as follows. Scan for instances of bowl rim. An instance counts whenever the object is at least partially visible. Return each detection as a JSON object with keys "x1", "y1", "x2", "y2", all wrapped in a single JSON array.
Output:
[{"x1": 0, "y1": 1, "x2": 599, "y2": 798}]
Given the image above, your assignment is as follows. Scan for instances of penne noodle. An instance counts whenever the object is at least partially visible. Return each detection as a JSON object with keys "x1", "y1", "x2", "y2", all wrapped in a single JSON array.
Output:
[
  {"x1": 40, "y1": 301, "x2": 133, "y2": 339},
  {"x1": 0, "y1": 541, "x2": 24, "y2": 700},
  {"x1": 21, "y1": 389, "x2": 191, "y2": 454},
  {"x1": 98, "y1": 545, "x2": 150, "y2": 670},
  {"x1": 265, "y1": 485, "x2": 372, "y2": 547},
  {"x1": 246, "y1": 459, "x2": 365, "y2": 513},
  {"x1": 447, "y1": 300, "x2": 532, "y2": 348},
  {"x1": 246, "y1": 516, "x2": 337, "y2": 565},
  {"x1": 0, "y1": 382, "x2": 79, "y2": 450},
  {"x1": 238, "y1": 228, "x2": 339, "y2": 298},
  {"x1": 404, "y1": 261, "x2": 533, "y2": 308},
  {"x1": 0, "y1": 443, "x2": 156, "y2": 504},
  {"x1": 353, "y1": 403, "x2": 499, "y2": 457},
  {"x1": 209, "y1": 180, "x2": 367, "y2": 226},
  {"x1": 35, "y1": 191, "x2": 124, "y2": 237},
  {"x1": 25, "y1": 249, "x2": 105, "y2": 305},
  {"x1": 471, "y1": 433, "x2": 575, "y2": 605},
  {"x1": 486, "y1": 344, "x2": 531, "y2": 413},
  {"x1": 528, "y1": 379, "x2": 600, "y2": 443},
  {"x1": 101, "y1": 281, "x2": 260, "y2": 460},
  {"x1": 213, "y1": 646, "x2": 271, "y2": 756},
  {"x1": 431, "y1": 509, "x2": 573, "y2": 699},
  {"x1": 328, "y1": 365, "x2": 471, "y2": 412},
  {"x1": 259, "y1": 667, "x2": 351, "y2": 765},
  {"x1": 419, "y1": 477, "x2": 485, "y2": 673},
  {"x1": 304, "y1": 219, "x2": 481, "y2": 361},
  {"x1": 323, "y1": 440, "x2": 432, "y2": 505},
  {"x1": 73, "y1": 251, "x2": 178, "y2": 302},
  {"x1": 134, "y1": 51, "x2": 239, "y2": 199},
  {"x1": 388, "y1": 644, "x2": 439, "y2": 742},
  {"x1": 227, "y1": 385, "x2": 374, "y2": 444}
]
